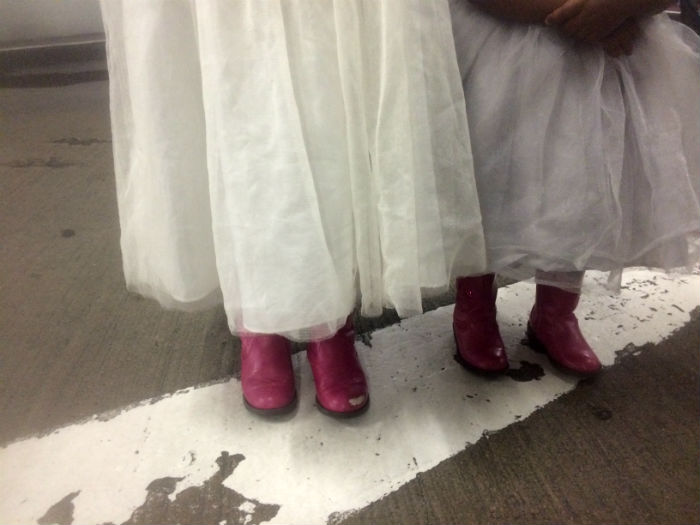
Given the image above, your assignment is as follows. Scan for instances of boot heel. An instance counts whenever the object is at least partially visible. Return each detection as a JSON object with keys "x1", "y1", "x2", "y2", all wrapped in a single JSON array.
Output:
[
  {"x1": 243, "y1": 394, "x2": 297, "y2": 417},
  {"x1": 525, "y1": 323, "x2": 547, "y2": 354}
]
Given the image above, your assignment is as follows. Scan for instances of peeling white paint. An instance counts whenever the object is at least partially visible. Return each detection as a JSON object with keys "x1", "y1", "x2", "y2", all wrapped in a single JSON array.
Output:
[{"x1": 0, "y1": 270, "x2": 697, "y2": 525}]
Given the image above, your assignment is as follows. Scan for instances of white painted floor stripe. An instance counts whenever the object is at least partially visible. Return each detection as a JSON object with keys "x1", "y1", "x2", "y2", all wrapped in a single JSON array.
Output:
[{"x1": 1, "y1": 270, "x2": 698, "y2": 524}]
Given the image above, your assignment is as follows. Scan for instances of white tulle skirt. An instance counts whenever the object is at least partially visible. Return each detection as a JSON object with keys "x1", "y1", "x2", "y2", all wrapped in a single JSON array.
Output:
[
  {"x1": 449, "y1": 0, "x2": 700, "y2": 289},
  {"x1": 101, "y1": 0, "x2": 487, "y2": 341}
]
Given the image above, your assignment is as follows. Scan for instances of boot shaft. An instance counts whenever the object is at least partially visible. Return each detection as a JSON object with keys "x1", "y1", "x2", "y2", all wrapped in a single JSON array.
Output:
[
  {"x1": 455, "y1": 274, "x2": 497, "y2": 315},
  {"x1": 533, "y1": 283, "x2": 580, "y2": 319}
]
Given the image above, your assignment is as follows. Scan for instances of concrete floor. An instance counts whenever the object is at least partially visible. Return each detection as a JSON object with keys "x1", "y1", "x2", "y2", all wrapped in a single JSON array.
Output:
[{"x1": 1, "y1": 56, "x2": 698, "y2": 525}]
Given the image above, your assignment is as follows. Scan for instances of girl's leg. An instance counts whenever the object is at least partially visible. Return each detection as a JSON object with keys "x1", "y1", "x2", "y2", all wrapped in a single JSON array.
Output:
[
  {"x1": 239, "y1": 333, "x2": 296, "y2": 415},
  {"x1": 527, "y1": 271, "x2": 601, "y2": 376},
  {"x1": 307, "y1": 316, "x2": 369, "y2": 417},
  {"x1": 453, "y1": 274, "x2": 509, "y2": 373}
]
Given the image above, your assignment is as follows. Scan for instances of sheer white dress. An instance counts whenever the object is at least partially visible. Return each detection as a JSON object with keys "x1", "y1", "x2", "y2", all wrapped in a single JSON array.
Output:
[
  {"x1": 101, "y1": 0, "x2": 487, "y2": 340},
  {"x1": 449, "y1": 0, "x2": 700, "y2": 289}
]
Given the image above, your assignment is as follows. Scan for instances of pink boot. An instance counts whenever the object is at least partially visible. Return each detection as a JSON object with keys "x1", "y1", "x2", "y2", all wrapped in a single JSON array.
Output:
[
  {"x1": 527, "y1": 283, "x2": 602, "y2": 376},
  {"x1": 240, "y1": 333, "x2": 296, "y2": 414},
  {"x1": 453, "y1": 274, "x2": 509, "y2": 373},
  {"x1": 307, "y1": 317, "x2": 369, "y2": 417}
]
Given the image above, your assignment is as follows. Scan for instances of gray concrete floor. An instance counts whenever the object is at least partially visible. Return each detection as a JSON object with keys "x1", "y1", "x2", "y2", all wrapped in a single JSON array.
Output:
[{"x1": 1, "y1": 56, "x2": 698, "y2": 524}]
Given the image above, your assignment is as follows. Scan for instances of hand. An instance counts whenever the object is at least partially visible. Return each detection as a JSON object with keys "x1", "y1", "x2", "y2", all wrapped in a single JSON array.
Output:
[
  {"x1": 545, "y1": 0, "x2": 630, "y2": 43},
  {"x1": 600, "y1": 18, "x2": 641, "y2": 57}
]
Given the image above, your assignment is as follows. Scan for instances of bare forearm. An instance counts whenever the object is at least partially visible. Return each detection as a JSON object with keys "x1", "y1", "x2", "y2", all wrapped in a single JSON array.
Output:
[{"x1": 468, "y1": 0, "x2": 567, "y2": 23}]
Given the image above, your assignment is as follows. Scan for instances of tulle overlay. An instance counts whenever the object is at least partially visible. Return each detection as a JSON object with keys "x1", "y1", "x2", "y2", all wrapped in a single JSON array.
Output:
[
  {"x1": 450, "y1": 1, "x2": 700, "y2": 290},
  {"x1": 101, "y1": 0, "x2": 486, "y2": 341}
]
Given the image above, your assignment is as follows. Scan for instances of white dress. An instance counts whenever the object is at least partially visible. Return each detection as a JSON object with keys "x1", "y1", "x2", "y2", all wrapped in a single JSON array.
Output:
[
  {"x1": 100, "y1": 0, "x2": 487, "y2": 341},
  {"x1": 449, "y1": 0, "x2": 700, "y2": 288}
]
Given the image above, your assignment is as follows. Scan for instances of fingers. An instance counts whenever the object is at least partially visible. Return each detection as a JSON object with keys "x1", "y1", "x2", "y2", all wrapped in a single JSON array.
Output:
[
  {"x1": 548, "y1": 0, "x2": 631, "y2": 43},
  {"x1": 545, "y1": 0, "x2": 586, "y2": 26},
  {"x1": 561, "y1": 18, "x2": 602, "y2": 43}
]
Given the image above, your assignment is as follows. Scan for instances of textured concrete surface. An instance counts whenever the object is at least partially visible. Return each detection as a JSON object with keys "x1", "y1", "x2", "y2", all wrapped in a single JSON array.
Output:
[
  {"x1": 1, "y1": 56, "x2": 698, "y2": 525},
  {"x1": 340, "y1": 316, "x2": 700, "y2": 525}
]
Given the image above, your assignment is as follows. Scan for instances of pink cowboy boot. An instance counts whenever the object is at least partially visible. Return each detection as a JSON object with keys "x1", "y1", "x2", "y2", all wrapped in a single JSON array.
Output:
[
  {"x1": 453, "y1": 274, "x2": 509, "y2": 373},
  {"x1": 240, "y1": 333, "x2": 296, "y2": 414},
  {"x1": 527, "y1": 282, "x2": 602, "y2": 376},
  {"x1": 307, "y1": 317, "x2": 369, "y2": 417}
]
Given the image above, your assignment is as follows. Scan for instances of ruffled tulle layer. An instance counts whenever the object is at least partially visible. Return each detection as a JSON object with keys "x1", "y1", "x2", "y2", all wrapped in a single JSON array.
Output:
[
  {"x1": 450, "y1": 0, "x2": 700, "y2": 289},
  {"x1": 101, "y1": 0, "x2": 486, "y2": 340}
]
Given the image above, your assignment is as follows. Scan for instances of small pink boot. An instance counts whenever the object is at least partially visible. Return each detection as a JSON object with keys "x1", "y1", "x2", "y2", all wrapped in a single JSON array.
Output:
[
  {"x1": 307, "y1": 317, "x2": 369, "y2": 417},
  {"x1": 453, "y1": 274, "x2": 509, "y2": 373},
  {"x1": 240, "y1": 333, "x2": 296, "y2": 414},
  {"x1": 527, "y1": 283, "x2": 602, "y2": 376}
]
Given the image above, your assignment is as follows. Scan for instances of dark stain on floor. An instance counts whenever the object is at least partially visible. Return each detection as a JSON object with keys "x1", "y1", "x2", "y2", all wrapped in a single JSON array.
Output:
[
  {"x1": 37, "y1": 490, "x2": 80, "y2": 525},
  {"x1": 121, "y1": 451, "x2": 279, "y2": 525},
  {"x1": 358, "y1": 331, "x2": 373, "y2": 348},
  {"x1": 506, "y1": 361, "x2": 545, "y2": 382},
  {"x1": 37, "y1": 452, "x2": 279, "y2": 525}
]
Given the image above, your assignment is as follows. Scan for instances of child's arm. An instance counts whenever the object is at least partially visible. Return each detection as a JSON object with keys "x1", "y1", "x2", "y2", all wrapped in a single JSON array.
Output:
[
  {"x1": 545, "y1": 0, "x2": 674, "y2": 42},
  {"x1": 545, "y1": 0, "x2": 628, "y2": 42},
  {"x1": 468, "y1": 0, "x2": 568, "y2": 24}
]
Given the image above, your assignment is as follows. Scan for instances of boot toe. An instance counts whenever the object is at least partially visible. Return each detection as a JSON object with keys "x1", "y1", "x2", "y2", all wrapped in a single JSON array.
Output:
[
  {"x1": 457, "y1": 347, "x2": 509, "y2": 373},
  {"x1": 454, "y1": 325, "x2": 509, "y2": 374},
  {"x1": 481, "y1": 350, "x2": 509, "y2": 372},
  {"x1": 316, "y1": 381, "x2": 368, "y2": 415},
  {"x1": 244, "y1": 382, "x2": 296, "y2": 412},
  {"x1": 561, "y1": 353, "x2": 602, "y2": 375}
]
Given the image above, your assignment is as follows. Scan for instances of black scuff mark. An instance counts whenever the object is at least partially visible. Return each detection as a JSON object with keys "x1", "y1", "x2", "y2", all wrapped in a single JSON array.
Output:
[
  {"x1": 61, "y1": 229, "x2": 76, "y2": 238},
  {"x1": 37, "y1": 490, "x2": 80, "y2": 525},
  {"x1": 2, "y1": 157, "x2": 77, "y2": 169},
  {"x1": 121, "y1": 451, "x2": 279, "y2": 525},
  {"x1": 506, "y1": 361, "x2": 545, "y2": 382},
  {"x1": 589, "y1": 404, "x2": 613, "y2": 421},
  {"x1": 52, "y1": 138, "x2": 111, "y2": 146}
]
